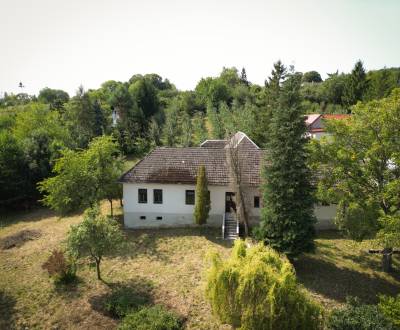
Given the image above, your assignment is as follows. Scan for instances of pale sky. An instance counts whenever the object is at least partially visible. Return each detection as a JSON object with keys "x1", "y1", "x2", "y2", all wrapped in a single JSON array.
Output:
[{"x1": 1, "y1": 0, "x2": 399, "y2": 96}]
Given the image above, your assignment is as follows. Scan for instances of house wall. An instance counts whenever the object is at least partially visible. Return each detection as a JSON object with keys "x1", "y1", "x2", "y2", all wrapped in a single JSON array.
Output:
[
  {"x1": 122, "y1": 183, "x2": 336, "y2": 230},
  {"x1": 123, "y1": 183, "x2": 262, "y2": 228}
]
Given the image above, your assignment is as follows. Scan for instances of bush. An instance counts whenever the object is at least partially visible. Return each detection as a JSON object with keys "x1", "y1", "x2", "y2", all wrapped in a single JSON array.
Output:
[
  {"x1": 42, "y1": 249, "x2": 76, "y2": 285},
  {"x1": 328, "y1": 297, "x2": 395, "y2": 330},
  {"x1": 104, "y1": 286, "x2": 150, "y2": 318},
  {"x1": 118, "y1": 305, "x2": 182, "y2": 330},
  {"x1": 205, "y1": 240, "x2": 323, "y2": 330},
  {"x1": 379, "y1": 294, "x2": 400, "y2": 327}
]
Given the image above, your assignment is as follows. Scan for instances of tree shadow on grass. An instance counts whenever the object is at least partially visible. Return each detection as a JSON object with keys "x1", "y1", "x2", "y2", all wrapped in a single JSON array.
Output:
[
  {"x1": 53, "y1": 276, "x2": 83, "y2": 300},
  {"x1": 0, "y1": 290, "x2": 16, "y2": 329},
  {"x1": 294, "y1": 256, "x2": 400, "y2": 305},
  {"x1": 89, "y1": 277, "x2": 154, "y2": 318},
  {"x1": 0, "y1": 207, "x2": 55, "y2": 229},
  {"x1": 118, "y1": 227, "x2": 231, "y2": 262}
]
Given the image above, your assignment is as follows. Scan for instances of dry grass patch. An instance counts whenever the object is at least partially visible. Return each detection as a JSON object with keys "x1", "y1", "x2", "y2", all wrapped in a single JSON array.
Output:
[
  {"x1": 294, "y1": 231, "x2": 400, "y2": 309},
  {"x1": 1, "y1": 207, "x2": 400, "y2": 329}
]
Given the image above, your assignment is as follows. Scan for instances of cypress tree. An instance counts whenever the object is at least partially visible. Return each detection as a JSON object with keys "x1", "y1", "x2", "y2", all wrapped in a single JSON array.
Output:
[
  {"x1": 256, "y1": 71, "x2": 316, "y2": 256},
  {"x1": 194, "y1": 165, "x2": 211, "y2": 225}
]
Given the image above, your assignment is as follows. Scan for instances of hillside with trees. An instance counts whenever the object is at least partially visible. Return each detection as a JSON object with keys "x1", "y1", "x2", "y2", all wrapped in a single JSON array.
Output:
[{"x1": 1, "y1": 62, "x2": 400, "y2": 209}]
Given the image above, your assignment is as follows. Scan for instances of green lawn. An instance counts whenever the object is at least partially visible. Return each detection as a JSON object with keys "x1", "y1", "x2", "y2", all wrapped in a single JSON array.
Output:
[{"x1": 1, "y1": 206, "x2": 399, "y2": 329}]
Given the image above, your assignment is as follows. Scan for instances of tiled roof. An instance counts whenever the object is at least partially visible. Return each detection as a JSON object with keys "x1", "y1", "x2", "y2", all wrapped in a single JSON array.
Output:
[
  {"x1": 322, "y1": 114, "x2": 350, "y2": 120},
  {"x1": 305, "y1": 114, "x2": 322, "y2": 126},
  {"x1": 120, "y1": 134, "x2": 264, "y2": 186},
  {"x1": 200, "y1": 140, "x2": 227, "y2": 148}
]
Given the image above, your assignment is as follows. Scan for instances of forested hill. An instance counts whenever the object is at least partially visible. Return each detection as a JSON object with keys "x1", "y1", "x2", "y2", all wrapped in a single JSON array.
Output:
[{"x1": 1, "y1": 61, "x2": 399, "y2": 208}]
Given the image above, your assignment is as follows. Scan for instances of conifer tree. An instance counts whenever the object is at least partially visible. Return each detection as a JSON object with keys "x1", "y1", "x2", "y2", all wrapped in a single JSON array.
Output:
[
  {"x1": 256, "y1": 70, "x2": 316, "y2": 256},
  {"x1": 194, "y1": 165, "x2": 211, "y2": 225},
  {"x1": 342, "y1": 60, "x2": 368, "y2": 107},
  {"x1": 240, "y1": 67, "x2": 249, "y2": 86}
]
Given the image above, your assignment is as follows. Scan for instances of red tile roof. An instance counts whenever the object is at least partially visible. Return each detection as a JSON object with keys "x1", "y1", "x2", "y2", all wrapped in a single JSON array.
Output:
[{"x1": 322, "y1": 114, "x2": 350, "y2": 120}]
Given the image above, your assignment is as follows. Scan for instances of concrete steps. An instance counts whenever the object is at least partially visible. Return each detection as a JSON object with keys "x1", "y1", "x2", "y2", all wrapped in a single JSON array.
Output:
[{"x1": 224, "y1": 213, "x2": 239, "y2": 240}]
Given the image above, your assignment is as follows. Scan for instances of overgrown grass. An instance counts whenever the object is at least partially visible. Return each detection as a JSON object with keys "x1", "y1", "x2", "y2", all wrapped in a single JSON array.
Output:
[{"x1": 1, "y1": 205, "x2": 399, "y2": 329}]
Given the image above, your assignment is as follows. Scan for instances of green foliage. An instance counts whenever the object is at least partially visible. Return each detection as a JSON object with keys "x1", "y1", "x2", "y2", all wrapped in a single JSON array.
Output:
[
  {"x1": 310, "y1": 89, "x2": 400, "y2": 245},
  {"x1": 41, "y1": 249, "x2": 77, "y2": 285},
  {"x1": 118, "y1": 305, "x2": 183, "y2": 330},
  {"x1": 192, "y1": 112, "x2": 208, "y2": 146},
  {"x1": 205, "y1": 240, "x2": 323, "y2": 330},
  {"x1": 104, "y1": 287, "x2": 150, "y2": 318},
  {"x1": 327, "y1": 297, "x2": 395, "y2": 330},
  {"x1": 63, "y1": 86, "x2": 104, "y2": 148},
  {"x1": 207, "y1": 103, "x2": 225, "y2": 139},
  {"x1": 162, "y1": 99, "x2": 180, "y2": 146},
  {"x1": 194, "y1": 165, "x2": 210, "y2": 225},
  {"x1": 39, "y1": 135, "x2": 124, "y2": 214},
  {"x1": 256, "y1": 67, "x2": 316, "y2": 255},
  {"x1": 365, "y1": 68, "x2": 400, "y2": 101},
  {"x1": 38, "y1": 87, "x2": 69, "y2": 111},
  {"x1": 0, "y1": 130, "x2": 29, "y2": 206},
  {"x1": 379, "y1": 294, "x2": 400, "y2": 327},
  {"x1": 335, "y1": 201, "x2": 380, "y2": 241},
  {"x1": 302, "y1": 71, "x2": 323, "y2": 83},
  {"x1": 342, "y1": 60, "x2": 368, "y2": 107},
  {"x1": 66, "y1": 206, "x2": 125, "y2": 280}
]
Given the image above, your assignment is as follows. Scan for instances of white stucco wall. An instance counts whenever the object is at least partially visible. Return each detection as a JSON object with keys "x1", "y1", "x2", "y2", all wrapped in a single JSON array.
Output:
[
  {"x1": 122, "y1": 183, "x2": 336, "y2": 230},
  {"x1": 123, "y1": 183, "x2": 262, "y2": 228}
]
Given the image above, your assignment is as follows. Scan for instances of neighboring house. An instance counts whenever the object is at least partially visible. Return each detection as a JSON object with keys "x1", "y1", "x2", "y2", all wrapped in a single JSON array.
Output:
[
  {"x1": 120, "y1": 132, "x2": 336, "y2": 237},
  {"x1": 305, "y1": 114, "x2": 350, "y2": 139}
]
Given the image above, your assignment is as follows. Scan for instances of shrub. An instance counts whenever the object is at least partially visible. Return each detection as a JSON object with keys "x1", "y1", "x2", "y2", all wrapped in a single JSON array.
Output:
[
  {"x1": 42, "y1": 249, "x2": 76, "y2": 285},
  {"x1": 379, "y1": 294, "x2": 400, "y2": 327},
  {"x1": 205, "y1": 240, "x2": 323, "y2": 330},
  {"x1": 104, "y1": 286, "x2": 150, "y2": 318},
  {"x1": 118, "y1": 305, "x2": 182, "y2": 330},
  {"x1": 328, "y1": 297, "x2": 395, "y2": 330},
  {"x1": 194, "y1": 165, "x2": 210, "y2": 225}
]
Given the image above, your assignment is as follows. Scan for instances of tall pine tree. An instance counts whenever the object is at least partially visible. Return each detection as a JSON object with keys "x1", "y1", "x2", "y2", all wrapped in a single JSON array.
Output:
[
  {"x1": 256, "y1": 68, "x2": 316, "y2": 256},
  {"x1": 342, "y1": 60, "x2": 368, "y2": 108}
]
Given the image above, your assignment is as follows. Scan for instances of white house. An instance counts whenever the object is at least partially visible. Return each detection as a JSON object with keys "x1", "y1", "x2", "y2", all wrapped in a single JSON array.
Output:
[
  {"x1": 305, "y1": 113, "x2": 350, "y2": 139},
  {"x1": 120, "y1": 132, "x2": 336, "y2": 238}
]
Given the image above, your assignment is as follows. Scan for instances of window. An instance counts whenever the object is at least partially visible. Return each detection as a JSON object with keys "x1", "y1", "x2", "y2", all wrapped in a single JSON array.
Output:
[
  {"x1": 140, "y1": 216, "x2": 146, "y2": 220},
  {"x1": 185, "y1": 190, "x2": 195, "y2": 205},
  {"x1": 138, "y1": 189, "x2": 147, "y2": 203},
  {"x1": 254, "y1": 196, "x2": 260, "y2": 208},
  {"x1": 156, "y1": 216, "x2": 163, "y2": 220},
  {"x1": 153, "y1": 189, "x2": 163, "y2": 204}
]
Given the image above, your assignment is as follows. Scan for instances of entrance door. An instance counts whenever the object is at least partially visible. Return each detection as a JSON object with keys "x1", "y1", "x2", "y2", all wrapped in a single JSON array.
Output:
[{"x1": 225, "y1": 192, "x2": 236, "y2": 213}]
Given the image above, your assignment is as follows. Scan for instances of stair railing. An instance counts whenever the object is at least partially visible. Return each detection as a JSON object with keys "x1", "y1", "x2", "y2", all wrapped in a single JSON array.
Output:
[
  {"x1": 236, "y1": 215, "x2": 239, "y2": 237},
  {"x1": 222, "y1": 213, "x2": 226, "y2": 239}
]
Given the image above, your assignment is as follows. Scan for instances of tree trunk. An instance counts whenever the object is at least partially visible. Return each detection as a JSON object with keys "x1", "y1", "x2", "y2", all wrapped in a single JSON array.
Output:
[
  {"x1": 382, "y1": 248, "x2": 393, "y2": 273},
  {"x1": 109, "y1": 199, "x2": 113, "y2": 217},
  {"x1": 95, "y1": 258, "x2": 101, "y2": 280},
  {"x1": 237, "y1": 190, "x2": 249, "y2": 237}
]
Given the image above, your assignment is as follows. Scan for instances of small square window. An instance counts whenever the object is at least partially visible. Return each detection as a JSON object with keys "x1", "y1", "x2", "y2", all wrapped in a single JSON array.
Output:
[
  {"x1": 185, "y1": 190, "x2": 195, "y2": 205},
  {"x1": 138, "y1": 189, "x2": 147, "y2": 203},
  {"x1": 254, "y1": 196, "x2": 260, "y2": 208},
  {"x1": 156, "y1": 216, "x2": 163, "y2": 220},
  {"x1": 153, "y1": 189, "x2": 163, "y2": 204},
  {"x1": 140, "y1": 216, "x2": 146, "y2": 220}
]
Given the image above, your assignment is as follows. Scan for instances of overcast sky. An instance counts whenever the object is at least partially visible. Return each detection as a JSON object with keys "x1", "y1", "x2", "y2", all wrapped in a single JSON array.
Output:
[{"x1": 1, "y1": 0, "x2": 399, "y2": 96}]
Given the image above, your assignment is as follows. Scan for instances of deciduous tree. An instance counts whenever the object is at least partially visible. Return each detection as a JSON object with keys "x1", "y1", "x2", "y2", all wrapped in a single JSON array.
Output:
[{"x1": 67, "y1": 206, "x2": 125, "y2": 280}]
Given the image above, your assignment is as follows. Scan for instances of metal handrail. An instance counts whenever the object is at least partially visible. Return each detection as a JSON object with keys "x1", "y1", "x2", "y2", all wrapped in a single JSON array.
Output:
[{"x1": 222, "y1": 213, "x2": 226, "y2": 239}]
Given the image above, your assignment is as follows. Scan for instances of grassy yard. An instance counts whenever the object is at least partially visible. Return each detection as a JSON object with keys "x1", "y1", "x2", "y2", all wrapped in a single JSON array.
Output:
[{"x1": 1, "y1": 206, "x2": 400, "y2": 329}]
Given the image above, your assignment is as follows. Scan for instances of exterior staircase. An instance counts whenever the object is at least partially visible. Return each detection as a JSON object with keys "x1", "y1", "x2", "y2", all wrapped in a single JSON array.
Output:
[{"x1": 223, "y1": 213, "x2": 239, "y2": 240}]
